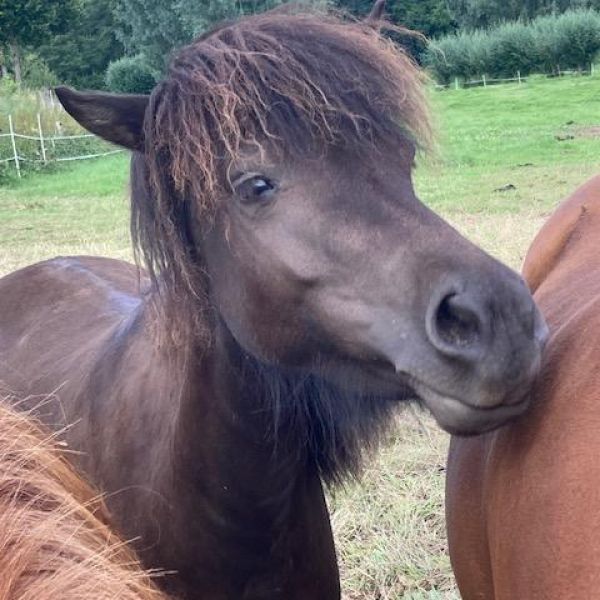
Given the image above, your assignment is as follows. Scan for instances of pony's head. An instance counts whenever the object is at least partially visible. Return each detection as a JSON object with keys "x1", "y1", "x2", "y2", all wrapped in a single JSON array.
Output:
[{"x1": 56, "y1": 4, "x2": 546, "y2": 445}]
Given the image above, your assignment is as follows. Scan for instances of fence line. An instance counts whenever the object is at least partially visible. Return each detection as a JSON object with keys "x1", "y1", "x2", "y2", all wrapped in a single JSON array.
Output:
[
  {"x1": 37, "y1": 113, "x2": 47, "y2": 164},
  {"x1": 55, "y1": 150, "x2": 123, "y2": 162},
  {"x1": 0, "y1": 114, "x2": 123, "y2": 178},
  {"x1": 8, "y1": 115, "x2": 21, "y2": 178},
  {"x1": 436, "y1": 65, "x2": 596, "y2": 90}
]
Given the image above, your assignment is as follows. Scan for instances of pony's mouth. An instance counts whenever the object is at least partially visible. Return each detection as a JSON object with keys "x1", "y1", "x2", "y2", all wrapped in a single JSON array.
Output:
[
  {"x1": 407, "y1": 378, "x2": 531, "y2": 436},
  {"x1": 354, "y1": 357, "x2": 534, "y2": 435},
  {"x1": 305, "y1": 354, "x2": 531, "y2": 435}
]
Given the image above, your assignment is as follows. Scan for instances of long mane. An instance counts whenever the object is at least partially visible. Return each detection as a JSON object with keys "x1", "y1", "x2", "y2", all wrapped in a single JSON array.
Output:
[
  {"x1": 0, "y1": 399, "x2": 165, "y2": 599},
  {"x1": 131, "y1": 6, "x2": 431, "y2": 344}
]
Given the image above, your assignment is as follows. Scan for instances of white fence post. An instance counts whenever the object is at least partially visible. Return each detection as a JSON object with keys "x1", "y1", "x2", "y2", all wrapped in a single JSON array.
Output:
[
  {"x1": 37, "y1": 113, "x2": 47, "y2": 164},
  {"x1": 517, "y1": 70, "x2": 522, "y2": 84},
  {"x1": 454, "y1": 77, "x2": 459, "y2": 90},
  {"x1": 482, "y1": 74, "x2": 487, "y2": 87},
  {"x1": 8, "y1": 114, "x2": 21, "y2": 178},
  {"x1": 592, "y1": 63, "x2": 595, "y2": 76}
]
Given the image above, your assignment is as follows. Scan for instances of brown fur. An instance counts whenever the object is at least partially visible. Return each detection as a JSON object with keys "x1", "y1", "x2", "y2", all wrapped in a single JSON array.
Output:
[
  {"x1": 0, "y1": 396, "x2": 166, "y2": 600},
  {"x1": 446, "y1": 174, "x2": 600, "y2": 599}
]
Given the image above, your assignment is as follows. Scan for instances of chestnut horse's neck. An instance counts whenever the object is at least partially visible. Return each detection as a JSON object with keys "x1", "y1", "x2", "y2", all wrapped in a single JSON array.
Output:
[{"x1": 149, "y1": 313, "x2": 340, "y2": 599}]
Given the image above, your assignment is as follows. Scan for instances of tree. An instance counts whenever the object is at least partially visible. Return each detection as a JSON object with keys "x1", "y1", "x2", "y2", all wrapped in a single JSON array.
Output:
[
  {"x1": 334, "y1": 0, "x2": 456, "y2": 59},
  {"x1": 113, "y1": 0, "x2": 291, "y2": 72},
  {"x1": 113, "y1": 0, "x2": 190, "y2": 72},
  {"x1": 39, "y1": 0, "x2": 124, "y2": 89},
  {"x1": 387, "y1": 0, "x2": 457, "y2": 58},
  {"x1": 0, "y1": 0, "x2": 76, "y2": 82}
]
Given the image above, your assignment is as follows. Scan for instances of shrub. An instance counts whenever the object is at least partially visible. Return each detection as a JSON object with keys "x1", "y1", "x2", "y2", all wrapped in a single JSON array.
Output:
[
  {"x1": 552, "y1": 9, "x2": 600, "y2": 71},
  {"x1": 424, "y1": 37, "x2": 461, "y2": 85},
  {"x1": 533, "y1": 14, "x2": 562, "y2": 75},
  {"x1": 105, "y1": 55, "x2": 156, "y2": 94},
  {"x1": 487, "y1": 21, "x2": 539, "y2": 77},
  {"x1": 426, "y1": 31, "x2": 492, "y2": 84}
]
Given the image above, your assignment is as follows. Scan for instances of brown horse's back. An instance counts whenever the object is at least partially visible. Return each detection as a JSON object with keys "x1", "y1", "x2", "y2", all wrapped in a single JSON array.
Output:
[
  {"x1": 447, "y1": 175, "x2": 600, "y2": 599},
  {"x1": 0, "y1": 256, "x2": 144, "y2": 419}
]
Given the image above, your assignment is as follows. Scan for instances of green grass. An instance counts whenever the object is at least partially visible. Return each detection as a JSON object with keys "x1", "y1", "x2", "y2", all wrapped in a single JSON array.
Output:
[
  {"x1": 417, "y1": 75, "x2": 600, "y2": 217},
  {"x1": 1, "y1": 74, "x2": 600, "y2": 599},
  {"x1": 433, "y1": 75, "x2": 600, "y2": 169},
  {"x1": 0, "y1": 154, "x2": 130, "y2": 273}
]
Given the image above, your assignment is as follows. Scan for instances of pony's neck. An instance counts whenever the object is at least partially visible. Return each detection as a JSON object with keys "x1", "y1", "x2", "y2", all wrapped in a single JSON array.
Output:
[{"x1": 164, "y1": 319, "x2": 338, "y2": 597}]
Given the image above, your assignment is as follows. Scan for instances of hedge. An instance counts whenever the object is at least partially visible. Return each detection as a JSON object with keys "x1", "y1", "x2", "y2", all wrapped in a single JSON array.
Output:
[{"x1": 425, "y1": 9, "x2": 600, "y2": 84}]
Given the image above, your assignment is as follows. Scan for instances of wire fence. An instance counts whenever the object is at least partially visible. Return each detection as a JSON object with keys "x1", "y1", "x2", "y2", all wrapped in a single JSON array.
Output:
[
  {"x1": 0, "y1": 113, "x2": 123, "y2": 178},
  {"x1": 435, "y1": 64, "x2": 596, "y2": 90}
]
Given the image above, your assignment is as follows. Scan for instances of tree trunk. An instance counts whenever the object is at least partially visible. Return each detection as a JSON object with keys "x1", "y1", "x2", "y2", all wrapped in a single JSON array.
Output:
[
  {"x1": 8, "y1": 40, "x2": 22, "y2": 84},
  {"x1": 0, "y1": 47, "x2": 7, "y2": 78}
]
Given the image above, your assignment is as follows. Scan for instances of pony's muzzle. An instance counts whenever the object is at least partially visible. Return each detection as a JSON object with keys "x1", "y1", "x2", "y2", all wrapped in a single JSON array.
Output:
[{"x1": 425, "y1": 275, "x2": 548, "y2": 409}]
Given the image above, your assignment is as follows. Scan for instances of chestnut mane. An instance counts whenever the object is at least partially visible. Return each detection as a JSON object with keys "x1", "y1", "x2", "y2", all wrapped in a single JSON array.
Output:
[
  {"x1": 0, "y1": 399, "x2": 166, "y2": 600},
  {"x1": 131, "y1": 6, "x2": 431, "y2": 343}
]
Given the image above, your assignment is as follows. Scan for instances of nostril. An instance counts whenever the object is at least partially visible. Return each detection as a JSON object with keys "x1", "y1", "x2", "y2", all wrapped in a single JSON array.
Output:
[{"x1": 434, "y1": 293, "x2": 481, "y2": 350}]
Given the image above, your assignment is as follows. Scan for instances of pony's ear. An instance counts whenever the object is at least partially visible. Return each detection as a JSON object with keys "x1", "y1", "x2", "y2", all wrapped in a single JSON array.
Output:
[
  {"x1": 366, "y1": 0, "x2": 386, "y2": 25},
  {"x1": 54, "y1": 86, "x2": 149, "y2": 152}
]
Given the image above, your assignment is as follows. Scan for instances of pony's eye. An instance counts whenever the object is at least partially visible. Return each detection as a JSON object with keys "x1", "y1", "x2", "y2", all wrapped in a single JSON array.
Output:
[{"x1": 235, "y1": 175, "x2": 276, "y2": 204}]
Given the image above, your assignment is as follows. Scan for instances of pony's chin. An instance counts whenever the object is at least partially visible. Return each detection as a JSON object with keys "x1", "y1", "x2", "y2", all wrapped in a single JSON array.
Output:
[{"x1": 411, "y1": 382, "x2": 531, "y2": 436}]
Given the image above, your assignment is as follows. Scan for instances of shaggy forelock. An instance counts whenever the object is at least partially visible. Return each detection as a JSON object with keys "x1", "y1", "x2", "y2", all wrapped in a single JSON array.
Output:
[
  {"x1": 147, "y1": 9, "x2": 430, "y2": 205},
  {"x1": 0, "y1": 399, "x2": 165, "y2": 599}
]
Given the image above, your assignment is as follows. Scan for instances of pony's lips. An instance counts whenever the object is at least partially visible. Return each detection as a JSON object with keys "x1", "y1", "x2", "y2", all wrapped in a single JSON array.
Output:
[
  {"x1": 408, "y1": 378, "x2": 531, "y2": 436},
  {"x1": 313, "y1": 357, "x2": 531, "y2": 435}
]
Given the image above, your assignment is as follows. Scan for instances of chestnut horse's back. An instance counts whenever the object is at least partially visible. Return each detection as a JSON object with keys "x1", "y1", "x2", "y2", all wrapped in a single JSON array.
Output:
[{"x1": 447, "y1": 175, "x2": 600, "y2": 599}]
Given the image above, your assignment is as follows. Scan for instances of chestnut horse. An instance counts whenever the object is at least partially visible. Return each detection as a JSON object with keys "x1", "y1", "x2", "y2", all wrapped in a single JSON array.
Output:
[
  {"x1": 0, "y1": 396, "x2": 166, "y2": 600},
  {"x1": 0, "y1": 5, "x2": 546, "y2": 599},
  {"x1": 447, "y1": 174, "x2": 600, "y2": 599}
]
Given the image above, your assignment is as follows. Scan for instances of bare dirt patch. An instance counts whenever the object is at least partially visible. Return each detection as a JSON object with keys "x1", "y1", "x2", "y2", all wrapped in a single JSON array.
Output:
[{"x1": 574, "y1": 125, "x2": 600, "y2": 138}]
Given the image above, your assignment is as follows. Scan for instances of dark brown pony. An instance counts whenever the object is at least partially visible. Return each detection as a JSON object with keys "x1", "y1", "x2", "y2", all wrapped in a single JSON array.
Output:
[
  {"x1": 0, "y1": 5, "x2": 546, "y2": 599},
  {"x1": 0, "y1": 395, "x2": 167, "y2": 600},
  {"x1": 446, "y1": 174, "x2": 600, "y2": 599}
]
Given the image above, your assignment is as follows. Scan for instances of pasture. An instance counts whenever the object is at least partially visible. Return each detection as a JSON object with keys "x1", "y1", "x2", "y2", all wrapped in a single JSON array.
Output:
[{"x1": 1, "y1": 74, "x2": 599, "y2": 599}]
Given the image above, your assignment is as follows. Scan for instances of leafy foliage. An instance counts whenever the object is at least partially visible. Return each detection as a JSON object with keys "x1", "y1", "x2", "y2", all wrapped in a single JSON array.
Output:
[
  {"x1": 0, "y1": 0, "x2": 76, "y2": 82},
  {"x1": 333, "y1": 0, "x2": 457, "y2": 60},
  {"x1": 4, "y1": 0, "x2": 600, "y2": 91},
  {"x1": 20, "y1": 52, "x2": 58, "y2": 89},
  {"x1": 445, "y1": 0, "x2": 593, "y2": 29},
  {"x1": 39, "y1": 0, "x2": 124, "y2": 90},
  {"x1": 112, "y1": 0, "x2": 290, "y2": 72},
  {"x1": 0, "y1": 0, "x2": 75, "y2": 47},
  {"x1": 105, "y1": 55, "x2": 157, "y2": 94}
]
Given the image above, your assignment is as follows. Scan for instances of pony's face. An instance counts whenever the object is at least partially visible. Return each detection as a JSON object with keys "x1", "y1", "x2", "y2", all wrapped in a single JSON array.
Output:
[{"x1": 199, "y1": 140, "x2": 548, "y2": 435}]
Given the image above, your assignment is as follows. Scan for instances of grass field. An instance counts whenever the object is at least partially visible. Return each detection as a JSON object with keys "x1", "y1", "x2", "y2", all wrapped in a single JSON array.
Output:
[{"x1": 1, "y1": 74, "x2": 600, "y2": 598}]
